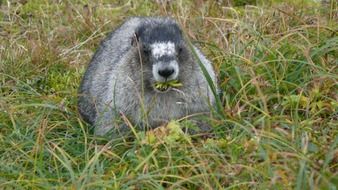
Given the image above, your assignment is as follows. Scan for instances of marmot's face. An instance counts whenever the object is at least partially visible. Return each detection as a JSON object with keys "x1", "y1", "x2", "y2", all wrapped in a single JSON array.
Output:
[
  {"x1": 133, "y1": 21, "x2": 190, "y2": 92},
  {"x1": 148, "y1": 41, "x2": 179, "y2": 82}
]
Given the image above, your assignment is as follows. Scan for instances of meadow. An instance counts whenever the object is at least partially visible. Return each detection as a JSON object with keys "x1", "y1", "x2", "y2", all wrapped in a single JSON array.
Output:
[{"x1": 0, "y1": 0, "x2": 337, "y2": 189}]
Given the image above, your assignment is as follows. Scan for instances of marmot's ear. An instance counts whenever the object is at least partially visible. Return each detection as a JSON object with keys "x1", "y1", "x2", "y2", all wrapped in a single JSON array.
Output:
[{"x1": 131, "y1": 32, "x2": 139, "y2": 47}]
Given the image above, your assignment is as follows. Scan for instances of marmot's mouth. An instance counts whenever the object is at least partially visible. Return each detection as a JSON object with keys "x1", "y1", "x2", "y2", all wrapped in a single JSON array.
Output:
[
  {"x1": 154, "y1": 85, "x2": 172, "y2": 93},
  {"x1": 153, "y1": 80, "x2": 182, "y2": 93}
]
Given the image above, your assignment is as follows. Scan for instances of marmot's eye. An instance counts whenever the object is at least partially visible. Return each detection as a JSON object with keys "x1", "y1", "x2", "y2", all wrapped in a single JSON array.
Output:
[
  {"x1": 178, "y1": 47, "x2": 183, "y2": 54},
  {"x1": 143, "y1": 48, "x2": 150, "y2": 55}
]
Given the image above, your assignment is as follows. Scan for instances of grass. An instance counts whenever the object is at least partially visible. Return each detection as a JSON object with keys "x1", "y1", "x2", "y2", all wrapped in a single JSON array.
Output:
[{"x1": 0, "y1": 0, "x2": 337, "y2": 189}]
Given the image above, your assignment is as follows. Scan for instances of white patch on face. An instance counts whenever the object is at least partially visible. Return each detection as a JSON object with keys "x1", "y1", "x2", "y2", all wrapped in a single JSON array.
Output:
[
  {"x1": 152, "y1": 61, "x2": 179, "y2": 82},
  {"x1": 152, "y1": 64, "x2": 162, "y2": 82},
  {"x1": 170, "y1": 61, "x2": 179, "y2": 80},
  {"x1": 150, "y1": 42, "x2": 176, "y2": 59}
]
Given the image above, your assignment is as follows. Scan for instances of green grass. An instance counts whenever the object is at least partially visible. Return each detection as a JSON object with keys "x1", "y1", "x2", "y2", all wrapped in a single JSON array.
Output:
[{"x1": 0, "y1": 0, "x2": 337, "y2": 189}]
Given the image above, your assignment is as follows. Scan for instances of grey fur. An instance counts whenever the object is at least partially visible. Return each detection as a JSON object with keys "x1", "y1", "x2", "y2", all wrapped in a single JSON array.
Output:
[{"x1": 78, "y1": 17, "x2": 217, "y2": 136}]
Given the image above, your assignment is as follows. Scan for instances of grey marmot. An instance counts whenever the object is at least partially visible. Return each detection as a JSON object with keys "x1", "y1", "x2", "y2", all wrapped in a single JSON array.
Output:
[{"x1": 78, "y1": 17, "x2": 217, "y2": 136}]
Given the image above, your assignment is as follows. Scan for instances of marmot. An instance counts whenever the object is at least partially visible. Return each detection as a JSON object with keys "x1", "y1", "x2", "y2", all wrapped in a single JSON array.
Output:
[{"x1": 78, "y1": 17, "x2": 217, "y2": 136}]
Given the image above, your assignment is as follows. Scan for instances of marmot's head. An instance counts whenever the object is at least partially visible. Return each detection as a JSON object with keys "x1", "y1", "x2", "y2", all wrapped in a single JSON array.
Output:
[{"x1": 132, "y1": 18, "x2": 191, "y2": 92}]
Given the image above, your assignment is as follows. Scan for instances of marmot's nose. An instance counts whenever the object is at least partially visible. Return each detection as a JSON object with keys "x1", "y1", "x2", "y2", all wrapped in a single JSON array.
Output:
[{"x1": 158, "y1": 68, "x2": 175, "y2": 78}]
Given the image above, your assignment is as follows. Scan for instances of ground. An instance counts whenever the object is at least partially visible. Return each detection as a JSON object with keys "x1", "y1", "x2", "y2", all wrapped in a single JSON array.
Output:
[{"x1": 0, "y1": 0, "x2": 337, "y2": 189}]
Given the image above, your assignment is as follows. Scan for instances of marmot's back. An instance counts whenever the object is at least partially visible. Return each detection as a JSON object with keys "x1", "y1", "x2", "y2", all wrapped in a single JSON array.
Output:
[
  {"x1": 78, "y1": 17, "x2": 142, "y2": 124},
  {"x1": 78, "y1": 17, "x2": 217, "y2": 136}
]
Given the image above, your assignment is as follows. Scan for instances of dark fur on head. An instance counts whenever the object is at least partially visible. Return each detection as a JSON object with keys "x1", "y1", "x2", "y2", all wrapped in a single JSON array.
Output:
[
  {"x1": 131, "y1": 20, "x2": 185, "y2": 61},
  {"x1": 135, "y1": 20, "x2": 183, "y2": 44}
]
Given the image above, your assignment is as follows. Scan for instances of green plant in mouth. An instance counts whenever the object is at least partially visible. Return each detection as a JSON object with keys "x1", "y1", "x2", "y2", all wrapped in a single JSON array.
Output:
[{"x1": 154, "y1": 80, "x2": 183, "y2": 91}]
